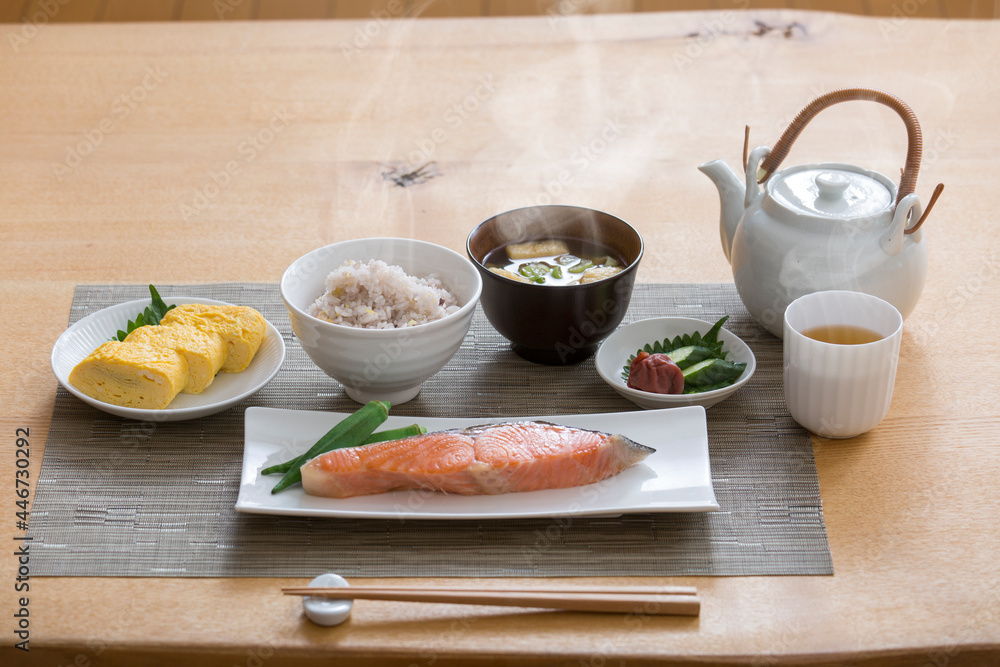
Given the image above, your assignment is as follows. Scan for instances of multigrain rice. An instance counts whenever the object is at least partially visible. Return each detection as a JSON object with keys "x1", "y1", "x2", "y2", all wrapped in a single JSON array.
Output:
[{"x1": 308, "y1": 259, "x2": 460, "y2": 329}]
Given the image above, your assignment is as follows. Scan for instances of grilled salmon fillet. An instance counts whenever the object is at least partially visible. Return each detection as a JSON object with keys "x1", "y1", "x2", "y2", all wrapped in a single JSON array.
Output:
[{"x1": 300, "y1": 421, "x2": 654, "y2": 498}]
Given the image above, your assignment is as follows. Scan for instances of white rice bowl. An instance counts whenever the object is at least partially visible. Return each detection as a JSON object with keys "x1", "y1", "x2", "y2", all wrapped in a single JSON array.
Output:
[{"x1": 307, "y1": 259, "x2": 460, "y2": 329}]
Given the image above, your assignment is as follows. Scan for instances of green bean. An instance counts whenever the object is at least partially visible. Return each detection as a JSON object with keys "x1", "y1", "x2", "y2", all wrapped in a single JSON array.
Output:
[
  {"x1": 568, "y1": 259, "x2": 593, "y2": 274},
  {"x1": 261, "y1": 423, "x2": 427, "y2": 476},
  {"x1": 518, "y1": 263, "x2": 547, "y2": 283},
  {"x1": 270, "y1": 400, "x2": 390, "y2": 494}
]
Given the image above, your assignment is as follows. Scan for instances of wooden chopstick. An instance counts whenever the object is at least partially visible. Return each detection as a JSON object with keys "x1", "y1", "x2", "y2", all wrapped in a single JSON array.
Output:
[
  {"x1": 283, "y1": 585, "x2": 700, "y2": 616},
  {"x1": 293, "y1": 584, "x2": 698, "y2": 596}
]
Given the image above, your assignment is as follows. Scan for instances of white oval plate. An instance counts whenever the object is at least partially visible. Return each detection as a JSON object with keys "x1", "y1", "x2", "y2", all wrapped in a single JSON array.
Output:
[
  {"x1": 51, "y1": 297, "x2": 285, "y2": 421},
  {"x1": 595, "y1": 317, "x2": 756, "y2": 410},
  {"x1": 236, "y1": 406, "x2": 718, "y2": 519}
]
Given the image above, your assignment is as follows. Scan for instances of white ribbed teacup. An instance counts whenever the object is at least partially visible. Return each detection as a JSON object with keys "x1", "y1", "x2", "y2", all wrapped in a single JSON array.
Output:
[{"x1": 783, "y1": 291, "x2": 903, "y2": 439}]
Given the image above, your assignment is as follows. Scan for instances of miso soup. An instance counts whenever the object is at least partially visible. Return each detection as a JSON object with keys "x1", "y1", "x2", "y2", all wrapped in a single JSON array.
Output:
[{"x1": 485, "y1": 237, "x2": 626, "y2": 286}]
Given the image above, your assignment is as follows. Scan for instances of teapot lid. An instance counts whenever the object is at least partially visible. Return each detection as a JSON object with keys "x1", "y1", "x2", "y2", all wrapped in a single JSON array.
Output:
[{"x1": 767, "y1": 164, "x2": 894, "y2": 220}]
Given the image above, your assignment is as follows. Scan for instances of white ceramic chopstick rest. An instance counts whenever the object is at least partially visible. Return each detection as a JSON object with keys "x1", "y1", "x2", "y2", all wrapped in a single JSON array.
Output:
[{"x1": 303, "y1": 573, "x2": 352, "y2": 626}]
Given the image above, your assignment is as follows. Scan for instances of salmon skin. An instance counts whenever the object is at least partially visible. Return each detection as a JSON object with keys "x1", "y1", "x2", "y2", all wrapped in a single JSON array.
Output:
[{"x1": 300, "y1": 421, "x2": 655, "y2": 499}]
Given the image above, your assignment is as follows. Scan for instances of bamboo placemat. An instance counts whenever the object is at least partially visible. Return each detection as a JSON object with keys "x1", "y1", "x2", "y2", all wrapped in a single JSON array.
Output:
[{"x1": 27, "y1": 283, "x2": 832, "y2": 577}]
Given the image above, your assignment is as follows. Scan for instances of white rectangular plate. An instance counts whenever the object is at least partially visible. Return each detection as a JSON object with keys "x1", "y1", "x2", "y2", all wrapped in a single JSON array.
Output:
[{"x1": 236, "y1": 406, "x2": 719, "y2": 520}]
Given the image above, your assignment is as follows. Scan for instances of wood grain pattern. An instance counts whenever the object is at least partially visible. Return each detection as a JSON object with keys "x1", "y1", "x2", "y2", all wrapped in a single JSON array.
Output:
[
  {"x1": 0, "y1": 0, "x2": 27, "y2": 22},
  {"x1": 179, "y1": 0, "x2": 257, "y2": 20},
  {"x1": 790, "y1": 0, "x2": 866, "y2": 13},
  {"x1": 100, "y1": 0, "x2": 180, "y2": 20},
  {"x1": 1, "y1": 10, "x2": 999, "y2": 667},
  {"x1": 22, "y1": 0, "x2": 103, "y2": 22},
  {"x1": 944, "y1": 0, "x2": 1000, "y2": 17},
  {"x1": 487, "y1": 0, "x2": 547, "y2": 15},
  {"x1": 3, "y1": 0, "x2": 998, "y2": 19},
  {"x1": 332, "y1": 0, "x2": 411, "y2": 18},
  {"x1": 866, "y1": 0, "x2": 946, "y2": 19},
  {"x1": 639, "y1": 0, "x2": 719, "y2": 11},
  {"x1": 415, "y1": 0, "x2": 485, "y2": 17},
  {"x1": 257, "y1": 0, "x2": 332, "y2": 19}
]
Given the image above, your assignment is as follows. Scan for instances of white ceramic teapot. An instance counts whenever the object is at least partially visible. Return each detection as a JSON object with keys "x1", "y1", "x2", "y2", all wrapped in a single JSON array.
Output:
[{"x1": 699, "y1": 88, "x2": 944, "y2": 337}]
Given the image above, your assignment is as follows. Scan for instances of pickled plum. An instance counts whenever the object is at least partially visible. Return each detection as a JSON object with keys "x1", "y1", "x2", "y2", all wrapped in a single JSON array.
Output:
[{"x1": 626, "y1": 350, "x2": 684, "y2": 394}]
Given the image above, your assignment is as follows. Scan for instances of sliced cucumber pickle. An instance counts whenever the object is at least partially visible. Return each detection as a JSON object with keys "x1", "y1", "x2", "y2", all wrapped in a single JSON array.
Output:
[
  {"x1": 681, "y1": 358, "x2": 747, "y2": 387},
  {"x1": 665, "y1": 345, "x2": 716, "y2": 370}
]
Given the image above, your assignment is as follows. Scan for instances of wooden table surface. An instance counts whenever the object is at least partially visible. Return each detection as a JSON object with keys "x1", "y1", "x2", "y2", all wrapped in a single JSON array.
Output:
[{"x1": 2, "y1": 9, "x2": 999, "y2": 666}]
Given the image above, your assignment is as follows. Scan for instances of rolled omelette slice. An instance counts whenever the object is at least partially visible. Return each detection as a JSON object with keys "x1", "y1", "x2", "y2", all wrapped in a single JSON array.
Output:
[
  {"x1": 124, "y1": 324, "x2": 227, "y2": 394},
  {"x1": 68, "y1": 341, "x2": 189, "y2": 410},
  {"x1": 161, "y1": 304, "x2": 266, "y2": 373}
]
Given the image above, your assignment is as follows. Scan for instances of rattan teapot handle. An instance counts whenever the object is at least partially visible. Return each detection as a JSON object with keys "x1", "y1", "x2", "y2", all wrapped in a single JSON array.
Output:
[{"x1": 754, "y1": 87, "x2": 942, "y2": 233}]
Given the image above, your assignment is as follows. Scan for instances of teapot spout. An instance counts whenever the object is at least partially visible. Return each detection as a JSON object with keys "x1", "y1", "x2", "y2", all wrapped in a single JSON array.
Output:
[{"x1": 698, "y1": 159, "x2": 747, "y2": 263}]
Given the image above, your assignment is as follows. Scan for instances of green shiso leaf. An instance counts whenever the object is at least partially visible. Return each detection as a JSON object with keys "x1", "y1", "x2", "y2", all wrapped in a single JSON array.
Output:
[{"x1": 112, "y1": 285, "x2": 177, "y2": 341}]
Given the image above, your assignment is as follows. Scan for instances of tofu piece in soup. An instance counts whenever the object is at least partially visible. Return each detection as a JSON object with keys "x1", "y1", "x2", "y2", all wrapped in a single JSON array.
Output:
[
  {"x1": 506, "y1": 239, "x2": 570, "y2": 260},
  {"x1": 579, "y1": 265, "x2": 623, "y2": 284},
  {"x1": 488, "y1": 267, "x2": 531, "y2": 283}
]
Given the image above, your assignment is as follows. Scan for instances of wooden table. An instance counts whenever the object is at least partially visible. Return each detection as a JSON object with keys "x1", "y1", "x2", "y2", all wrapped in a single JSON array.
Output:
[{"x1": 3, "y1": 9, "x2": 999, "y2": 666}]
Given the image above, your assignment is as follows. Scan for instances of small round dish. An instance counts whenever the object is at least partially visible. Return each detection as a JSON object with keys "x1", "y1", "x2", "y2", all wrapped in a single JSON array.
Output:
[
  {"x1": 51, "y1": 297, "x2": 285, "y2": 421},
  {"x1": 595, "y1": 317, "x2": 756, "y2": 410}
]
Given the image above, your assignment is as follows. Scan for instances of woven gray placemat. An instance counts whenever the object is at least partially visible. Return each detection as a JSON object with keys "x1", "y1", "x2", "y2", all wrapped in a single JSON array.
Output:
[{"x1": 28, "y1": 283, "x2": 831, "y2": 577}]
